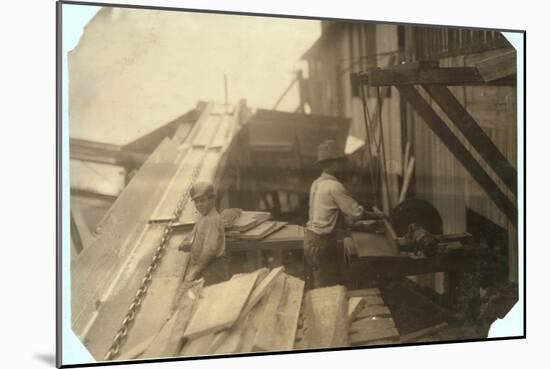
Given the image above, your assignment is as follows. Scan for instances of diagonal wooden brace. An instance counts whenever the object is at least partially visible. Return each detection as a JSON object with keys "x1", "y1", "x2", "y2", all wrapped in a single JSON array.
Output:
[
  {"x1": 422, "y1": 84, "x2": 517, "y2": 195},
  {"x1": 396, "y1": 85, "x2": 517, "y2": 224}
]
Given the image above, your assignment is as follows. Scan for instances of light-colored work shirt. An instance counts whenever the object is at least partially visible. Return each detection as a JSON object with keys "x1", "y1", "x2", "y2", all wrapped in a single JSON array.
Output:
[
  {"x1": 188, "y1": 208, "x2": 225, "y2": 268},
  {"x1": 306, "y1": 172, "x2": 364, "y2": 236}
]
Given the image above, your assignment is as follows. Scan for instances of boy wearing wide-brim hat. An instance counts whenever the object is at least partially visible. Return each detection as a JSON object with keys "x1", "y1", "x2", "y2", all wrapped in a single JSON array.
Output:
[
  {"x1": 178, "y1": 181, "x2": 228, "y2": 285},
  {"x1": 304, "y1": 140, "x2": 384, "y2": 288}
]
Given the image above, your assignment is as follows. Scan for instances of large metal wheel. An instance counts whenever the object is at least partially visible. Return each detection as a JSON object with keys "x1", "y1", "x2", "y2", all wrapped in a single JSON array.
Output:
[{"x1": 391, "y1": 199, "x2": 443, "y2": 237}]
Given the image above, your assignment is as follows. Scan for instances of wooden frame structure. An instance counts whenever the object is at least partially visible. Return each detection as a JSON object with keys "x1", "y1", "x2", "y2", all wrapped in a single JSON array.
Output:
[{"x1": 351, "y1": 53, "x2": 517, "y2": 224}]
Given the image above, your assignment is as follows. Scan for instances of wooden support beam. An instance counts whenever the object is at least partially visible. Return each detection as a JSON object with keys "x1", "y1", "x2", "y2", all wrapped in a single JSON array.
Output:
[
  {"x1": 361, "y1": 67, "x2": 514, "y2": 86},
  {"x1": 396, "y1": 85, "x2": 517, "y2": 224},
  {"x1": 422, "y1": 84, "x2": 517, "y2": 194},
  {"x1": 476, "y1": 49, "x2": 516, "y2": 82}
]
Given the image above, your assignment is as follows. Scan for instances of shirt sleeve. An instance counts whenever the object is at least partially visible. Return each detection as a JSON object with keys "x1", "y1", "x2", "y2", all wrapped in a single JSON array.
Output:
[
  {"x1": 329, "y1": 182, "x2": 364, "y2": 221},
  {"x1": 195, "y1": 217, "x2": 223, "y2": 269}
]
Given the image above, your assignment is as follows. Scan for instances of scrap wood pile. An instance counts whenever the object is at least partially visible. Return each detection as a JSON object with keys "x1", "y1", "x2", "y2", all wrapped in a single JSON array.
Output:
[{"x1": 120, "y1": 266, "x2": 402, "y2": 360}]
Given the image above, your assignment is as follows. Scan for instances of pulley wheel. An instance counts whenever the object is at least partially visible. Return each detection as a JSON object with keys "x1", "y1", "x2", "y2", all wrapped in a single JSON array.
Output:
[{"x1": 390, "y1": 199, "x2": 443, "y2": 237}]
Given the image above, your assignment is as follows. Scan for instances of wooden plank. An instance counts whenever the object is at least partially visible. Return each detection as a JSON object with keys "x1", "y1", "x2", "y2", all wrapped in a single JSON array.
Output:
[
  {"x1": 348, "y1": 288, "x2": 381, "y2": 298},
  {"x1": 348, "y1": 297, "x2": 366, "y2": 322},
  {"x1": 121, "y1": 276, "x2": 183, "y2": 354},
  {"x1": 139, "y1": 281, "x2": 204, "y2": 359},
  {"x1": 72, "y1": 138, "x2": 180, "y2": 336},
  {"x1": 207, "y1": 267, "x2": 282, "y2": 353},
  {"x1": 366, "y1": 67, "x2": 486, "y2": 86},
  {"x1": 234, "y1": 299, "x2": 270, "y2": 353},
  {"x1": 400, "y1": 322, "x2": 449, "y2": 343},
  {"x1": 241, "y1": 274, "x2": 286, "y2": 349},
  {"x1": 183, "y1": 273, "x2": 258, "y2": 340},
  {"x1": 355, "y1": 305, "x2": 392, "y2": 319},
  {"x1": 422, "y1": 84, "x2": 517, "y2": 194},
  {"x1": 350, "y1": 317, "x2": 396, "y2": 333},
  {"x1": 234, "y1": 221, "x2": 288, "y2": 240},
  {"x1": 397, "y1": 84, "x2": 517, "y2": 223},
  {"x1": 350, "y1": 324, "x2": 399, "y2": 345},
  {"x1": 180, "y1": 334, "x2": 214, "y2": 357},
  {"x1": 302, "y1": 286, "x2": 349, "y2": 349},
  {"x1": 241, "y1": 267, "x2": 284, "y2": 317},
  {"x1": 163, "y1": 281, "x2": 204, "y2": 356},
  {"x1": 230, "y1": 211, "x2": 272, "y2": 232},
  {"x1": 364, "y1": 296, "x2": 385, "y2": 305},
  {"x1": 253, "y1": 274, "x2": 305, "y2": 351},
  {"x1": 141, "y1": 315, "x2": 178, "y2": 358},
  {"x1": 118, "y1": 336, "x2": 155, "y2": 360},
  {"x1": 476, "y1": 49, "x2": 516, "y2": 82},
  {"x1": 212, "y1": 274, "x2": 282, "y2": 354}
]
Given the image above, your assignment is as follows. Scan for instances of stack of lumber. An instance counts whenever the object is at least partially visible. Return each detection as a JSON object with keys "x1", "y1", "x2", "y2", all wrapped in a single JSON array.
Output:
[
  {"x1": 347, "y1": 288, "x2": 400, "y2": 346},
  {"x1": 225, "y1": 211, "x2": 287, "y2": 241},
  {"x1": 120, "y1": 267, "x2": 305, "y2": 359},
  {"x1": 121, "y1": 269, "x2": 384, "y2": 360}
]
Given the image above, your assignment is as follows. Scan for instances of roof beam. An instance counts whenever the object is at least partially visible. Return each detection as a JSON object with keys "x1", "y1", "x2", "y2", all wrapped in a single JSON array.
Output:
[
  {"x1": 396, "y1": 85, "x2": 517, "y2": 224},
  {"x1": 358, "y1": 66, "x2": 515, "y2": 86}
]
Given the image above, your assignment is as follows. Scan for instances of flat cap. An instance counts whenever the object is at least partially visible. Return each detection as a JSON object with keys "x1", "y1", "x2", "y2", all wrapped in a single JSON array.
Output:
[{"x1": 189, "y1": 181, "x2": 215, "y2": 200}]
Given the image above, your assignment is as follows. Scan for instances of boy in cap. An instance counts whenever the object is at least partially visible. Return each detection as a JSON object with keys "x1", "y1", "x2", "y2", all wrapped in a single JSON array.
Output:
[
  {"x1": 305, "y1": 139, "x2": 384, "y2": 288},
  {"x1": 178, "y1": 181, "x2": 227, "y2": 285}
]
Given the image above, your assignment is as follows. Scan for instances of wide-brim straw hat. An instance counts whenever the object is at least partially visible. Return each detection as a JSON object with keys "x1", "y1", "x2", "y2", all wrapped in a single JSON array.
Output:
[{"x1": 316, "y1": 139, "x2": 347, "y2": 164}]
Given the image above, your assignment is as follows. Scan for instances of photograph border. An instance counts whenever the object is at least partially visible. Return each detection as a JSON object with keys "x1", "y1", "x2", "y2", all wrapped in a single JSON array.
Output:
[{"x1": 55, "y1": 1, "x2": 526, "y2": 367}]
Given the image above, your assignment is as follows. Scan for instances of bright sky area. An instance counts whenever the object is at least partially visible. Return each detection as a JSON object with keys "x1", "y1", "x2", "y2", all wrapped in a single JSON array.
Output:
[{"x1": 64, "y1": 4, "x2": 321, "y2": 145}]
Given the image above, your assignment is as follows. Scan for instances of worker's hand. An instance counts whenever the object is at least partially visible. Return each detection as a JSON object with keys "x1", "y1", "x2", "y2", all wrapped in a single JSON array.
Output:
[
  {"x1": 363, "y1": 210, "x2": 386, "y2": 220},
  {"x1": 178, "y1": 237, "x2": 193, "y2": 252}
]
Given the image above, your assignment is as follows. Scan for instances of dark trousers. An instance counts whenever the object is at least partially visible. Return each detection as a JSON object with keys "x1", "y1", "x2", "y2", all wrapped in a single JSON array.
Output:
[
  {"x1": 303, "y1": 229, "x2": 344, "y2": 289},
  {"x1": 201, "y1": 255, "x2": 230, "y2": 286},
  {"x1": 186, "y1": 255, "x2": 230, "y2": 286}
]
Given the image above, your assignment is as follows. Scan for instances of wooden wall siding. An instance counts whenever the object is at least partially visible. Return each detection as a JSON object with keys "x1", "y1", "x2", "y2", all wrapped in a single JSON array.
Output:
[
  {"x1": 303, "y1": 23, "x2": 518, "y2": 285},
  {"x1": 411, "y1": 50, "x2": 518, "y2": 283},
  {"x1": 408, "y1": 27, "x2": 509, "y2": 61}
]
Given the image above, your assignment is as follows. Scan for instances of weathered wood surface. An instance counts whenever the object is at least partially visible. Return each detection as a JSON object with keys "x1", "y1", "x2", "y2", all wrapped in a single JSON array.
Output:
[
  {"x1": 348, "y1": 288, "x2": 381, "y2": 298},
  {"x1": 476, "y1": 49, "x2": 516, "y2": 82},
  {"x1": 302, "y1": 286, "x2": 349, "y2": 349},
  {"x1": 72, "y1": 138, "x2": 180, "y2": 337},
  {"x1": 230, "y1": 211, "x2": 272, "y2": 232},
  {"x1": 349, "y1": 324, "x2": 399, "y2": 345},
  {"x1": 346, "y1": 288, "x2": 399, "y2": 347},
  {"x1": 207, "y1": 268, "x2": 275, "y2": 353},
  {"x1": 118, "y1": 336, "x2": 155, "y2": 361},
  {"x1": 400, "y1": 322, "x2": 449, "y2": 343},
  {"x1": 367, "y1": 67, "x2": 487, "y2": 86},
  {"x1": 236, "y1": 221, "x2": 288, "y2": 240},
  {"x1": 355, "y1": 305, "x2": 392, "y2": 319},
  {"x1": 162, "y1": 281, "x2": 204, "y2": 356},
  {"x1": 180, "y1": 333, "x2": 214, "y2": 357},
  {"x1": 422, "y1": 83, "x2": 517, "y2": 194},
  {"x1": 253, "y1": 274, "x2": 305, "y2": 351},
  {"x1": 350, "y1": 317, "x2": 396, "y2": 333},
  {"x1": 184, "y1": 273, "x2": 258, "y2": 340},
  {"x1": 397, "y1": 84, "x2": 517, "y2": 223},
  {"x1": 141, "y1": 315, "x2": 178, "y2": 358},
  {"x1": 348, "y1": 297, "x2": 366, "y2": 322},
  {"x1": 82, "y1": 231, "x2": 189, "y2": 358}
]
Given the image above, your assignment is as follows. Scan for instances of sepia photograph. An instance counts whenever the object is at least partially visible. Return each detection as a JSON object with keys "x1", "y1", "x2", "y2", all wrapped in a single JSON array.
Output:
[{"x1": 58, "y1": 1, "x2": 524, "y2": 366}]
